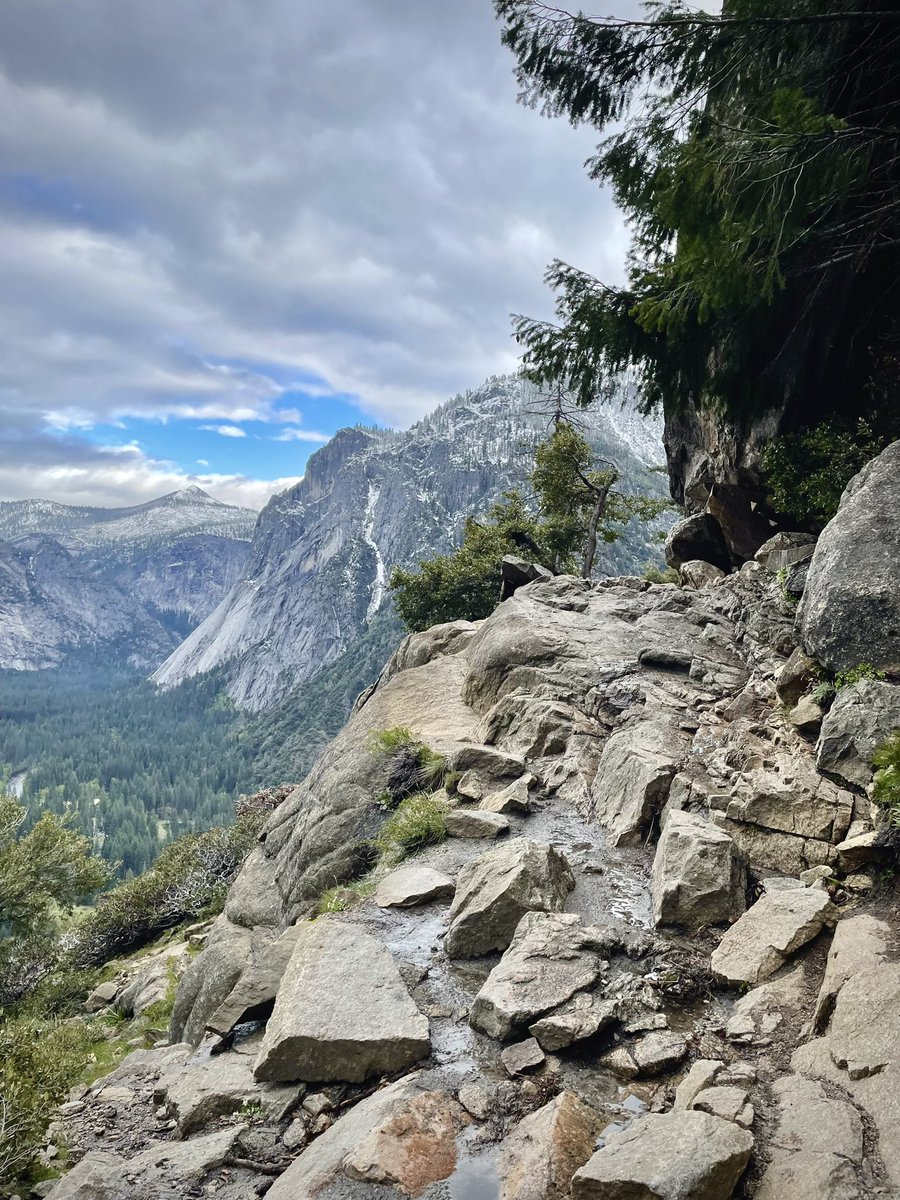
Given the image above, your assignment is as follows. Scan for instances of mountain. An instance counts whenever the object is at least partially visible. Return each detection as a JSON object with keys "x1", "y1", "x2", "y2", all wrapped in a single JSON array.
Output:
[
  {"x1": 154, "y1": 375, "x2": 671, "y2": 711},
  {"x1": 0, "y1": 488, "x2": 257, "y2": 670}
]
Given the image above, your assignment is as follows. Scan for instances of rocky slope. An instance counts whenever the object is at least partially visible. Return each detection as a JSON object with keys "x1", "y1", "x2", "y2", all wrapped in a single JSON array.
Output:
[
  {"x1": 0, "y1": 488, "x2": 256, "y2": 670},
  {"x1": 44, "y1": 441, "x2": 900, "y2": 1200},
  {"x1": 153, "y1": 375, "x2": 670, "y2": 710}
]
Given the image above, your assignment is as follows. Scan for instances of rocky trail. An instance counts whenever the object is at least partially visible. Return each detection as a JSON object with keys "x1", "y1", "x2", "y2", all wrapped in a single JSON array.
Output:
[{"x1": 41, "y1": 441, "x2": 900, "y2": 1199}]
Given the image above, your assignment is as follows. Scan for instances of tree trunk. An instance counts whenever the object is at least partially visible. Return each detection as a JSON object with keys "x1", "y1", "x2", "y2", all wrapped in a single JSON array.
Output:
[{"x1": 581, "y1": 486, "x2": 611, "y2": 578}]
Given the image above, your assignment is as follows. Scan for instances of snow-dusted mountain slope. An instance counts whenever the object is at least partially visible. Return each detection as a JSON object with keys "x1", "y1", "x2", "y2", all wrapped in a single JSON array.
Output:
[
  {"x1": 154, "y1": 375, "x2": 671, "y2": 711},
  {"x1": 0, "y1": 486, "x2": 256, "y2": 555},
  {"x1": 0, "y1": 488, "x2": 257, "y2": 670},
  {"x1": 0, "y1": 536, "x2": 174, "y2": 670}
]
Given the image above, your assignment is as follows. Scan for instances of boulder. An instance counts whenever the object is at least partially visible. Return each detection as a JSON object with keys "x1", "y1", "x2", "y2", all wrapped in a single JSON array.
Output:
[
  {"x1": 444, "y1": 838, "x2": 575, "y2": 959},
  {"x1": 571, "y1": 1110, "x2": 753, "y2": 1200},
  {"x1": 775, "y1": 647, "x2": 818, "y2": 706},
  {"x1": 266, "y1": 1076, "x2": 422, "y2": 1199},
  {"x1": 816, "y1": 679, "x2": 900, "y2": 790},
  {"x1": 500, "y1": 555, "x2": 554, "y2": 600},
  {"x1": 84, "y1": 980, "x2": 119, "y2": 1012},
  {"x1": 253, "y1": 919, "x2": 429, "y2": 1083},
  {"x1": 480, "y1": 774, "x2": 533, "y2": 814},
  {"x1": 651, "y1": 810, "x2": 746, "y2": 931},
  {"x1": 498, "y1": 1091, "x2": 604, "y2": 1200},
  {"x1": 664, "y1": 513, "x2": 732, "y2": 573},
  {"x1": 798, "y1": 439, "x2": 900, "y2": 674},
  {"x1": 470, "y1": 911, "x2": 605, "y2": 1040},
  {"x1": 834, "y1": 831, "x2": 889, "y2": 872},
  {"x1": 755, "y1": 1075, "x2": 863, "y2": 1200},
  {"x1": 679, "y1": 560, "x2": 725, "y2": 589},
  {"x1": 445, "y1": 808, "x2": 510, "y2": 839},
  {"x1": 373, "y1": 865, "x2": 455, "y2": 908},
  {"x1": 590, "y1": 719, "x2": 687, "y2": 846},
  {"x1": 529, "y1": 991, "x2": 618, "y2": 1052},
  {"x1": 710, "y1": 887, "x2": 835, "y2": 986},
  {"x1": 755, "y1": 532, "x2": 816, "y2": 574},
  {"x1": 812, "y1": 914, "x2": 889, "y2": 1034},
  {"x1": 45, "y1": 1127, "x2": 243, "y2": 1200},
  {"x1": 224, "y1": 844, "x2": 282, "y2": 927},
  {"x1": 116, "y1": 946, "x2": 187, "y2": 1019},
  {"x1": 631, "y1": 1030, "x2": 688, "y2": 1076},
  {"x1": 160, "y1": 1037, "x2": 302, "y2": 1134},
  {"x1": 725, "y1": 965, "x2": 805, "y2": 1046},
  {"x1": 343, "y1": 1088, "x2": 471, "y2": 1193},
  {"x1": 789, "y1": 695, "x2": 824, "y2": 737}
]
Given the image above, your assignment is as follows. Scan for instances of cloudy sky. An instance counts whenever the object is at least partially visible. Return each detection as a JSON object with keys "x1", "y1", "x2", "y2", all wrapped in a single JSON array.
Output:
[{"x1": 0, "y1": 0, "x2": 629, "y2": 509}]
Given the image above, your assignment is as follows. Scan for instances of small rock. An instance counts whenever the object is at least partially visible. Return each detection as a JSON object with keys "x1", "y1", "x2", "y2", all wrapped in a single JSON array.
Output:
[
  {"x1": 501, "y1": 1038, "x2": 545, "y2": 1077},
  {"x1": 673, "y1": 1059, "x2": 723, "y2": 1110},
  {"x1": 799, "y1": 865, "x2": 832, "y2": 886},
  {"x1": 844, "y1": 872, "x2": 874, "y2": 892},
  {"x1": 83, "y1": 980, "x2": 120, "y2": 1012},
  {"x1": 679, "y1": 560, "x2": 725, "y2": 589},
  {"x1": 458, "y1": 1081, "x2": 494, "y2": 1121},
  {"x1": 58, "y1": 1100, "x2": 86, "y2": 1116},
  {"x1": 835, "y1": 831, "x2": 889, "y2": 872},
  {"x1": 281, "y1": 1117, "x2": 308, "y2": 1153},
  {"x1": 530, "y1": 992, "x2": 618, "y2": 1052},
  {"x1": 480, "y1": 775, "x2": 533, "y2": 815},
  {"x1": 445, "y1": 809, "x2": 510, "y2": 839},
  {"x1": 631, "y1": 1031, "x2": 688, "y2": 1077},
  {"x1": 302, "y1": 1092, "x2": 332, "y2": 1119},
  {"x1": 600, "y1": 1046, "x2": 639, "y2": 1080},
  {"x1": 693, "y1": 1085, "x2": 753, "y2": 1127}
]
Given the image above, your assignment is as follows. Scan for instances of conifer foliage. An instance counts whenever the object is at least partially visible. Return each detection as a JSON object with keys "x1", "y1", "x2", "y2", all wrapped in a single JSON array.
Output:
[{"x1": 495, "y1": 1, "x2": 900, "y2": 430}]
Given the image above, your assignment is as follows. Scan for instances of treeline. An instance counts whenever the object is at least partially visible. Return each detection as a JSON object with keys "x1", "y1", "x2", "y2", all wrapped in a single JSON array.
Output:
[{"x1": 0, "y1": 665, "x2": 255, "y2": 876}]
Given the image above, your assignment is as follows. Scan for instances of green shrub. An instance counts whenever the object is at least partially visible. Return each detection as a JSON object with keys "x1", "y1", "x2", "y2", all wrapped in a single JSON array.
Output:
[
  {"x1": 375, "y1": 793, "x2": 449, "y2": 865},
  {"x1": 835, "y1": 663, "x2": 886, "y2": 690},
  {"x1": 317, "y1": 877, "x2": 376, "y2": 915},
  {"x1": 642, "y1": 563, "x2": 679, "y2": 584},
  {"x1": 0, "y1": 1016, "x2": 101, "y2": 1183},
  {"x1": 873, "y1": 732, "x2": 900, "y2": 827},
  {"x1": 763, "y1": 419, "x2": 886, "y2": 527},
  {"x1": 368, "y1": 727, "x2": 447, "y2": 809}
]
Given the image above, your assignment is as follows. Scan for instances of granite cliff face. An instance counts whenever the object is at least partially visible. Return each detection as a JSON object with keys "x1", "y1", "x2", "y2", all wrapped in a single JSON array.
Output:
[
  {"x1": 154, "y1": 375, "x2": 670, "y2": 710},
  {"x1": 0, "y1": 488, "x2": 255, "y2": 670}
]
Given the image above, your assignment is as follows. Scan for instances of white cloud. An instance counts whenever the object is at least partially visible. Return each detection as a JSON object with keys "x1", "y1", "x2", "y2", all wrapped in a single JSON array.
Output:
[
  {"x1": 196, "y1": 458, "x2": 209, "y2": 466},
  {"x1": 0, "y1": 0, "x2": 630, "y2": 502},
  {"x1": 199, "y1": 424, "x2": 247, "y2": 438},
  {"x1": 272, "y1": 427, "x2": 330, "y2": 443}
]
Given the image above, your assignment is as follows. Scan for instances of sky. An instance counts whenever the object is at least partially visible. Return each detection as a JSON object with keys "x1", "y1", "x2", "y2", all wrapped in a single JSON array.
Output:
[{"x1": 0, "y1": 0, "x2": 632, "y2": 510}]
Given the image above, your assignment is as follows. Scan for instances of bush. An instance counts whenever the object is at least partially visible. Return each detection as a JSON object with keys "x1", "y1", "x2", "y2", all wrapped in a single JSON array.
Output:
[
  {"x1": 873, "y1": 732, "x2": 900, "y2": 827},
  {"x1": 642, "y1": 563, "x2": 678, "y2": 584},
  {"x1": 763, "y1": 419, "x2": 887, "y2": 527},
  {"x1": 374, "y1": 793, "x2": 449, "y2": 864},
  {"x1": 368, "y1": 727, "x2": 446, "y2": 809},
  {"x1": 811, "y1": 662, "x2": 886, "y2": 708},
  {"x1": 0, "y1": 1016, "x2": 100, "y2": 1184}
]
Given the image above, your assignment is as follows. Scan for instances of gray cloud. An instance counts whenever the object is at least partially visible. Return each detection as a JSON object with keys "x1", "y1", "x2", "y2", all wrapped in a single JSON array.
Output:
[{"x1": 0, "y1": 0, "x2": 628, "y2": 503}]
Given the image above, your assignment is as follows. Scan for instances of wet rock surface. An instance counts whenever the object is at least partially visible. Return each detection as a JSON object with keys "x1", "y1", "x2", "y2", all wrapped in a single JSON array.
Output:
[{"x1": 48, "y1": 548, "x2": 900, "y2": 1199}]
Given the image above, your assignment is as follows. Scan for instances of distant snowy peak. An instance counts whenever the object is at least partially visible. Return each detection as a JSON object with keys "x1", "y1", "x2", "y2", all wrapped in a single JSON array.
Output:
[
  {"x1": 154, "y1": 371, "x2": 672, "y2": 710},
  {"x1": 0, "y1": 488, "x2": 257, "y2": 552}
]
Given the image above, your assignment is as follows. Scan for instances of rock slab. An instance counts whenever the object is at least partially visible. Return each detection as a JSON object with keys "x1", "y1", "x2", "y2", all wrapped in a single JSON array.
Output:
[
  {"x1": 374, "y1": 865, "x2": 455, "y2": 908},
  {"x1": 253, "y1": 918, "x2": 430, "y2": 1083},
  {"x1": 651, "y1": 810, "x2": 745, "y2": 931},
  {"x1": 444, "y1": 838, "x2": 575, "y2": 959},
  {"x1": 498, "y1": 1091, "x2": 604, "y2": 1200},
  {"x1": 710, "y1": 885, "x2": 835, "y2": 986},
  {"x1": 571, "y1": 1109, "x2": 753, "y2": 1199}
]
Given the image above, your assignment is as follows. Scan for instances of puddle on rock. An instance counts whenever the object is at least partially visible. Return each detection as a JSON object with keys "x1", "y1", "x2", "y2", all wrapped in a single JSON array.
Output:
[{"x1": 446, "y1": 1138, "x2": 499, "y2": 1200}]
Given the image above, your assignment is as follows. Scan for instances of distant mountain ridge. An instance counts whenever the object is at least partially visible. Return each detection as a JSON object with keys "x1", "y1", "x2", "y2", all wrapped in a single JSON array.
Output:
[
  {"x1": 0, "y1": 487, "x2": 257, "y2": 670},
  {"x1": 154, "y1": 374, "x2": 672, "y2": 711}
]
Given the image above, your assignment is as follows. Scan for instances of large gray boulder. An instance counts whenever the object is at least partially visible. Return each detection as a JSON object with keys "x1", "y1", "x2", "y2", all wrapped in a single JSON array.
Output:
[
  {"x1": 444, "y1": 838, "x2": 575, "y2": 959},
  {"x1": 589, "y1": 719, "x2": 687, "y2": 846},
  {"x1": 373, "y1": 865, "x2": 455, "y2": 908},
  {"x1": 498, "y1": 1090, "x2": 604, "y2": 1200},
  {"x1": 816, "y1": 679, "x2": 900, "y2": 790},
  {"x1": 469, "y1": 912, "x2": 605, "y2": 1040},
  {"x1": 798, "y1": 439, "x2": 900, "y2": 673},
  {"x1": 710, "y1": 886, "x2": 835, "y2": 987},
  {"x1": 253, "y1": 919, "x2": 429, "y2": 1083},
  {"x1": 571, "y1": 1110, "x2": 753, "y2": 1199},
  {"x1": 160, "y1": 1035, "x2": 302, "y2": 1134},
  {"x1": 664, "y1": 512, "x2": 732, "y2": 572},
  {"x1": 651, "y1": 810, "x2": 746, "y2": 930}
]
